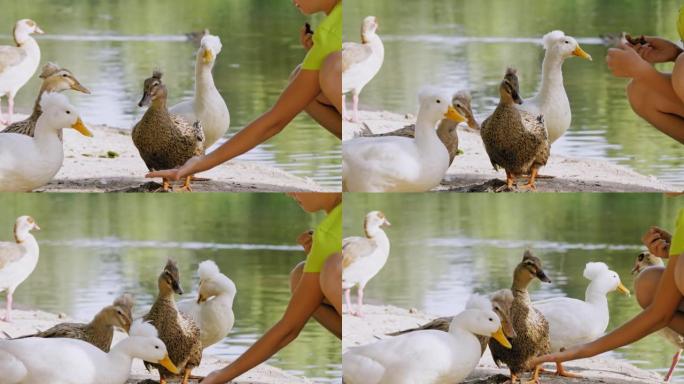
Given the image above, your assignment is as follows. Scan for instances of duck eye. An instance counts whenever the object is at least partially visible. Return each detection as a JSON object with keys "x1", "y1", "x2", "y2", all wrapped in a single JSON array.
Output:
[
  {"x1": 436, "y1": 99, "x2": 441, "y2": 104},
  {"x1": 489, "y1": 318, "x2": 493, "y2": 322},
  {"x1": 66, "y1": 110, "x2": 71, "y2": 114},
  {"x1": 62, "y1": 74, "x2": 68, "y2": 77},
  {"x1": 564, "y1": 40, "x2": 569, "y2": 44},
  {"x1": 155, "y1": 345, "x2": 159, "y2": 349}
]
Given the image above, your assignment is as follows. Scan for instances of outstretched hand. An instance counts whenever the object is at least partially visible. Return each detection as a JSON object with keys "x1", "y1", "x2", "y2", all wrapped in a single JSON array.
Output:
[
  {"x1": 145, "y1": 156, "x2": 203, "y2": 181},
  {"x1": 199, "y1": 369, "x2": 229, "y2": 384},
  {"x1": 530, "y1": 345, "x2": 587, "y2": 368},
  {"x1": 606, "y1": 42, "x2": 652, "y2": 79},
  {"x1": 630, "y1": 35, "x2": 683, "y2": 64},
  {"x1": 642, "y1": 226, "x2": 672, "y2": 258}
]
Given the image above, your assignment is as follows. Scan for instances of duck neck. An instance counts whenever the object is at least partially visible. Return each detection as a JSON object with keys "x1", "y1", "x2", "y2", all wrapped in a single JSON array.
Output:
[
  {"x1": 32, "y1": 119, "x2": 62, "y2": 147},
  {"x1": 448, "y1": 315, "x2": 480, "y2": 347},
  {"x1": 511, "y1": 269, "x2": 533, "y2": 300},
  {"x1": 537, "y1": 53, "x2": 565, "y2": 101},
  {"x1": 16, "y1": 36, "x2": 40, "y2": 62},
  {"x1": 107, "y1": 340, "x2": 136, "y2": 377},
  {"x1": 363, "y1": 33, "x2": 384, "y2": 57},
  {"x1": 413, "y1": 111, "x2": 441, "y2": 149},
  {"x1": 195, "y1": 55, "x2": 219, "y2": 103},
  {"x1": 584, "y1": 282, "x2": 609, "y2": 307},
  {"x1": 365, "y1": 225, "x2": 389, "y2": 251}
]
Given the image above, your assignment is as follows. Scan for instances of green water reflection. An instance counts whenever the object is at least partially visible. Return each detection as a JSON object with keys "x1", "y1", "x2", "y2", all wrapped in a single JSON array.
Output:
[
  {"x1": 344, "y1": 0, "x2": 683, "y2": 187},
  {"x1": 0, "y1": 193, "x2": 340, "y2": 383},
  {"x1": 0, "y1": 0, "x2": 340, "y2": 186},
  {"x1": 344, "y1": 193, "x2": 683, "y2": 381}
]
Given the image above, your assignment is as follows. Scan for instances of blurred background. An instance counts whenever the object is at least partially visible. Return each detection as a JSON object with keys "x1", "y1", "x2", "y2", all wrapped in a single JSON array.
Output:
[
  {"x1": 344, "y1": 193, "x2": 683, "y2": 381},
  {"x1": 0, "y1": 0, "x2": 340, "y2": 187},
  {"x1": 344, "y1": 0, "x2": 684, "y2": 188},
  {"x1": 0, "y1": 193, "x2": 340, "y2": 383}
]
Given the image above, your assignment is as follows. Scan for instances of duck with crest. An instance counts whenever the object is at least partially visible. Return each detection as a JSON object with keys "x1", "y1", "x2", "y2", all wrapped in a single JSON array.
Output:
[
  {"x1": 342, "y1": 211, "x2": 391, "y2": 316},
  {"x1": 481, "y1": 68, "x2": 549, "y2": 191},
  {"x1": 489, "y1": 250, "x2": 551, "y2": 384},
  {"x1": 0, "y1": 19, "x2": 44, "y2": 125},
  {"x1": 0, "y1": 216, "x2": 40, "y2": 322},
  {"x1": 1, "y1": 62, "x2": 90, "y2": 139},
  {"x1": 132, "y1": 70, "x2": 205, "y2": 192},
  {"x1": 143, "y1": 259, "x2": 202, "y2": 384},
  {"x1": 13, "y1": 293, "x2": 134, "y2": 352}
]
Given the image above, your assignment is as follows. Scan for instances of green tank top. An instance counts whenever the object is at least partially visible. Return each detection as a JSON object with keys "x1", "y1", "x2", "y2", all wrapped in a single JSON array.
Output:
[
  {"x1": 301, "y1": 2, "x2": 342, "y2": 70},
  {"x1": 304, "y1": 203, "x2": 342, "y2": 273}
]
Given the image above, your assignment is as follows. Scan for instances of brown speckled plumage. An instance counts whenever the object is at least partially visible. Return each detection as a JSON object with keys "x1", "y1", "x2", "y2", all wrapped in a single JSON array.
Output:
[
  {"x1": 143, "y1": 259, "x2": 202, "y2": 380},
  {"x1": 14, "y1": 293, "x2": 133, "y2": 352},
  {"x1": 132, "y1": 71, "x2": 204, "y2": 173},
  {"x1": 481, "y1": 69, "x2": 549, "y2": 181},
  {"x1": 1, "y1": 62, "x2": 89, "y2": 140},
  {"x1": 489, "y1": 251, "x2": 551, "y2": 378}
]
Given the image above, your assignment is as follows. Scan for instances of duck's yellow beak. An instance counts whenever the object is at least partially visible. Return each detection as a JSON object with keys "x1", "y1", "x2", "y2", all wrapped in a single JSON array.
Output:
[
  {"x1": 572, "y1": 46, "x2": 592, "y2": 61},
  {"x1": 158, "y1": 355, "x2": 179, "y2": 374},
  {"x1": 71, "y1": 117, "x2": 93, "y2": 137},
  {"x1": 444, "y1": 105, "x2": 466, "y2": 123},
  {"x1": 491, "y1": 327, "x2": 512, "y2": 349},
  {"x1": 617, "y1": 282, "x2": 631, "y2": 296},
  {"x1": 203, "y1": 49, "x2": 214, "y2": 63}
]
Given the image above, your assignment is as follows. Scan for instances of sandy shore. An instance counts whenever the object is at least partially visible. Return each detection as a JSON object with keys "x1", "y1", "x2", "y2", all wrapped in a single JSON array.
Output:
[
  {"x1": 343, "y1": 111, "x2": 679, "y2": 193},
  {"x1": 0, "y1": 308, "x2": 311, "y2": 384},
  {"x1": 343, "y1": 304, "x2": 663, "y2": 384},
  {"x1": 1, "y1": 114, "x2": 331, "y2": 193}
]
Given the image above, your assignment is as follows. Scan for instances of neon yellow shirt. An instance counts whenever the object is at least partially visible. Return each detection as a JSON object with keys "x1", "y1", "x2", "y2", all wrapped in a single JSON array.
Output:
[
  {"x1": 671, "y1": 208, "x2": 684, "y2": 256},
  {"x1": 301, "y1": 2, "x2": 342, "y2": 70},
  {"x1": 678, "y1": 6, "x2": 684, "y2": 42},
  {"x1": 304, "y1": 203, "x2": 342, "y2": 273}
]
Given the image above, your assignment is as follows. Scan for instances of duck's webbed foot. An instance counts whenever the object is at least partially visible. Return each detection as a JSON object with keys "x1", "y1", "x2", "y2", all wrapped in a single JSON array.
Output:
[
  {"x1": 522, "y1": 365, "x2": 542, "y2": 384},
  {"x1": 495, "y1": 170, "x2": 516, "y2": 192},
  {"x1": 177, "y1": 176, "x2": 193, "y2": 192}
]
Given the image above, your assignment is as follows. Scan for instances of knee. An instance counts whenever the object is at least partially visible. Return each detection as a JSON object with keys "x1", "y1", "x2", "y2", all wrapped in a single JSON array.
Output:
[
  {"x1": 626, "y1": 79, "x2": 649, "y2": 116},
  {"x1": 289, "y1": 261, "x2": 306, "y2": 294},
  {"x1": 635, "y1": 266, "x2": 665, "y2": 309},
  {"x1": 319, "y1": 52, "x2": 341, "y2": 90},
  {"x1": 289, "y1": 64, "x2": 303, "y2": 83},
  {"x1": 320, "y1": 253, "x2": 341, "y2": 292}
]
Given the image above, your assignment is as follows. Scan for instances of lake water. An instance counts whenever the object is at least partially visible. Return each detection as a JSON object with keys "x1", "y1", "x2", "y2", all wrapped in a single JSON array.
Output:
[
  {"x1": 344, "y1": 193, "x2": 684, "y2": 381},
  {"x1": 0, "y1": 0, "x2": 340, "y2": 187},
  {"x1": 0, "y1": 193, "x2": 340, "y2": 383},
  {"x1": 344, "y1": 0, "x2": 684, "y2": 188}
]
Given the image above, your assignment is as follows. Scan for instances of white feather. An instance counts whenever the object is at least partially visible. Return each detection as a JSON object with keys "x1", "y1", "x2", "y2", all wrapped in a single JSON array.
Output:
[
  {"x1": 129, "y1": 320, "x2": 158, "y2": 338},
  {"x1": 583, "y1": 262, "x2": 609, "y2": 280},
  {"x1": 542, "y1": 30, "x2": 566, "y2": 50}
]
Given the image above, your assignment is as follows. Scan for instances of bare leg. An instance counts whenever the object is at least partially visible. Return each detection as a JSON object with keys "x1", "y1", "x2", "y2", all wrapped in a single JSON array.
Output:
[
  {"x1": 290, "y1": 261, "x2": 341, "y2": 338},
  {"x1": 320, "y1": 52, "x2": 342, "y2": 114},
  {"x1": 2, "y1": 290, "x2": 13, "y2": 322},
  {"x1": 289, "y1": 63, "x2": 341, "y2": 139},
  {"x1": 344, "y1": 288, "x2": 353, "y2": 314},
  {"x1": 627, "y1": 69, "x2": 684, "y2": 143},
  {"x1": 665, "y1": 349, "x2": 682, "y2": 382},
  {"x1": 635, "y1": 266, "x2": 684, "y2": 333}
]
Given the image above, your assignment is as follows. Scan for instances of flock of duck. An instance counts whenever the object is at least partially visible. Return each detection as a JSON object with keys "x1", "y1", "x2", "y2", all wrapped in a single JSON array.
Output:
[
  {"x1": 0, "y1": 19, "x2": 230, "y2": 192},
  {"x1": 341, "y1": 17, "x2": 593, "y2": 192},
  {"x1": 0, "y1": 216, "x2": 238, "y2": 384},
  {"x1": 341, "y1": 211, "x2": 682, "y2": 384}
]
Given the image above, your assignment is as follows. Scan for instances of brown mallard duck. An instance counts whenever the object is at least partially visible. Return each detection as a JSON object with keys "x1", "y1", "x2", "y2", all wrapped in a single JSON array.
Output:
[
  {"x1": 143, "y1": 259, "x2": 202, "y2": 384},
  {"x1": 481, "y1": 68, "x2": 549, "y2": 191},
  {"x1": 14, "y1": 293, "x2": 133, "y2": 352},
  {"x1": 387, "y1": 289, "x2": 515, "y2": 355},
  {"x1": 132, "y1": 70, "x2": 205, "y2": 192},
  {"x1": 489, "y1": 250, "x2": 551, "y2": 384},
  {"x1": 359, "y1": 91, "x2": 478, "y2": 165},
  {"x1": 1, "y1": 62, "x2": 90, "y2": 140}
]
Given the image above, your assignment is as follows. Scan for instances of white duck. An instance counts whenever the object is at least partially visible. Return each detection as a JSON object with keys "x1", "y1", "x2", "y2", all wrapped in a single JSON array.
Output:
[
  {"x1": 0, "y1": 349, "x2": 26, "y2": 384},
  {"x1": 518, "y1": 30, "x2": 592, "y2": 144},
  {"x1": 0, "y1": 216, "x2": 40, "y2": 322},
  {"x1": 169, "y1": 34, "x2": 229, "y2": 150},
  {"x1": 632, "y1": 251, "x2": 682, "y2": 383},
  {"x1": 342, "y1": 295, "x2": 511, "y2": 384},
  {"x1": 342, "y1": 211, "x2": 391, "y2": 316},
  {"x1": 0, "y1": 19, "x2": 43, "y2": 125},
  {"x1": 533, "y1": 262, "x2": 630, "y2": 377},
  {"x1": 342, "y1": 16, "x2": 383, "y2": 123},
  {"x1": 177, "y1": 260, "x2": 237, "y2": 349},
  {"x1": 0, "y1": 320, "x2": 178, "y2": 384},
  {"x1": 342, "y1": 88, "x2": 465, "y2": 192},
  {"x1": 0, "y1": 92, "x2": 92, "y2": 192}
]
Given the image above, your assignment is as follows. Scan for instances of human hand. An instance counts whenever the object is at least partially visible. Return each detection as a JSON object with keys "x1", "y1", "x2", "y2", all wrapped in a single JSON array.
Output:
[
  {"x1": 606, "y1": 42, "x2": 653, "y2": 79},
  {"x1": 529, "y1": 345, "x2": 587, "y2": 367},
  {"x1": 297, "y1": 230, "x2": 314, "y2": 254},
  {"x1": 630, "y1": 35, "x2": 683, "y2": 64},
  {"x1": 199, "y1": 369, "x2": 228, "y2": 384},
  {"x1": 300, "y1": 23, "x2": 314, "y2": 51},
  {"x1": 642, "y1": 226, "x2": 672, "y2": 258},
  {"x1": 146, "y1": 156, "x2": 203, "y2": 181}
]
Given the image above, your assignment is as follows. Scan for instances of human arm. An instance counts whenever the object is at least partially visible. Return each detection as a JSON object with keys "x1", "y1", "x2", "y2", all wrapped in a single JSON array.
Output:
[
  {"x1": 531, "y1": 254, "x2": 683, "y2": 366},
  {"x1": 629, "y1": 35, "x2": 684, "y2": 64},
  {"x1": 146, "y1": 68, "x2": 322, "y2": 181},
  {"x1": 200, "y1": 272, "x2": 324, "y2": 384}
]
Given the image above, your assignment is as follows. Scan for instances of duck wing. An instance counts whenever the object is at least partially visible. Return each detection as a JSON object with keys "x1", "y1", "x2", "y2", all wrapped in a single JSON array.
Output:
[
  {"x1": 520, "y1": 111, "x2": 550, "y2": 167},
  {"x1": 342, "y1": 236, "x2": 378, "y2": 269},
  {"x1": 342, "y1": 42, "x2": 373, "y2": 72},
  {"x1": 0, "y1": 46, "x2": 27, "y2": 74},
  {"x1": 15, "y1": 322, "x2": 88, "y2": 340},
  {"x1": 0, "y1": 242, "x2": 25, "y2": 270}
]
